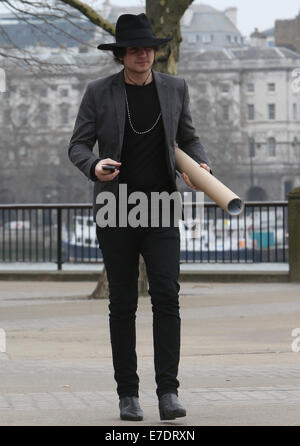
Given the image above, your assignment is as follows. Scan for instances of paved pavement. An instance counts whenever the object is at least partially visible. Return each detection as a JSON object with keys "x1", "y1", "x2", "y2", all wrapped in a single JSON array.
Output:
[
  {"x1": 0, "y1": 279, "x2": 300, "y2": 426},
  {"x1": 0, "y1": 262, "x2": 289, "y2": 272}
]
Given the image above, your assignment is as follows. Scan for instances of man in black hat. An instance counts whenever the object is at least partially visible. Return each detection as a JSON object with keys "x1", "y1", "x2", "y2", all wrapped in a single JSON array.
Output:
[{"x1": 68, "y1": 13, "x2": 211, "y2": 422}]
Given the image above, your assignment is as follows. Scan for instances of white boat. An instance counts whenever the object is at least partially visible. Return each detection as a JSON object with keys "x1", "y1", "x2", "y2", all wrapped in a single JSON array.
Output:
[{"x1": 62, "y1": 215, "x2": 101, "y2": 262}]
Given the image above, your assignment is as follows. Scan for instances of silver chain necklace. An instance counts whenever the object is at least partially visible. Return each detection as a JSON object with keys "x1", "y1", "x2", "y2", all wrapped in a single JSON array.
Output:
[
  {"x1": 124, "y1": 69, "x2": 152, "y2": 86},
  {"x1": 124, "y1": 85, "x2": 162, "y2": 135}
]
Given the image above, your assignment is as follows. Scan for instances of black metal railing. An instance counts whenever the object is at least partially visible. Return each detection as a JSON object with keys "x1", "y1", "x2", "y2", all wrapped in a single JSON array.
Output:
[
  {"x1": 0, "y1": 202, "x2": 288, "y2": 269},
  {"x1": 180, "y1": 202, "x2": 288, "y2": 263}
]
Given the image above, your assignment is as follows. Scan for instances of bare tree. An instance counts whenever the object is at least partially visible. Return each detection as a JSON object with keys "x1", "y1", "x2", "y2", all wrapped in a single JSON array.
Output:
[
  {"x1": 0, "y1": 0, "x2": 194, "y2": 73},
  {"x1": 0, "y1": 0, "x2": 106, "y2": 74}
]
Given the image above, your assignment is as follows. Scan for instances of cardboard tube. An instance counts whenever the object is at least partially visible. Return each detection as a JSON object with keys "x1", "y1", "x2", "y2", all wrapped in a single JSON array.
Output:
[{"x1": 175, "y1": 147, "x2": 244, "y2": 216}]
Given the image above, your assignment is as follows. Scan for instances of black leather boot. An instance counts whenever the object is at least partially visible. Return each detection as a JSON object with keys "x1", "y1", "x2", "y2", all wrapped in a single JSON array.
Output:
[
  {"x1": 119, "y1": 396, "x2": 143, "y2": 421},
  {"x1": 159, "y1": 393, "x2": 186, "y2": 420}
]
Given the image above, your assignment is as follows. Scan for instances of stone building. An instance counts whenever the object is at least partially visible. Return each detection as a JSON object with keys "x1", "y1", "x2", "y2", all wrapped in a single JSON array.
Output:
[
  {"x1": 180, "y1": 45, "x2": 300, "y2": 201},
  {"x1": 181, "y1": 4, "x2": 244, "y2": 49},
  {"x1": 249, "y1": 28, "x2": 275, "y2": 49}
]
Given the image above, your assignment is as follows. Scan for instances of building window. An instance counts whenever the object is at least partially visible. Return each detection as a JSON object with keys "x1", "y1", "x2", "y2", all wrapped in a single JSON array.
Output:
[
  {"x1": 60, "y1": 89, "x2": 69, "y2": 97},
  {"x1": 221, "y1": 84, "x2": 230, "y2": 93},
  {"x1": 268, "y1": 83, "x2": 276, "y2": 92},
  {"x1": 247, "y1": 104, "x2": 255, "y2": 120},
  {"x1": 293, "y1": 103, "x2": 297, "y2": 120},
  {"x1": 18, "y1": 104, "x2": 28, "y2": 125},
  {"x1": 247, "y1": 83, "x2": 255, "y2": 92},
  {"x1": 222, "y1": 104, "x2": 229, "y2": 121},
  {"x1": 247, "y1": 186, "x2": 267, "y2": 201},
  {"x1": 187, "y1": 34, "x2": 196, "y2": 43},
  {"x1": 39, "y1": 103, "x2": 50, "y2": 126},
  {"x1": 199, "y1": 84, "x2": 207, "y2": 93},
  {"x1": 202, "y1": 34, "x2": 212, "y2": 43},
  {"x1": 227, "y1": 35, "x2": 233, "y2": 43},
  {"x1": 248, "y1": 138, "x2": 255, "y2": 158},
  {"x1": 268, "y1": 104, "x2": 276, "y2": 120},
  {"x1": 267, "y1": 137, "x2": 276, "y2": 157},
  {"x1": 284, "y1": 181, "x2": 293, "y2": 198},
  {"x1": 20, "y1": 89, "x2": 28, "y2": 98},
  {"x1": 60, "y1": 105, "x2": 69, "y2": 125},
  {"x1": 3, "y1": 109, "x2": 11, "y2": 125},
  {"x1": 40, "y1": 88, "x2": 48, "y2": 98},
  {"x1": 19, "y1": 146, "x2": 28, "y2": 157}
]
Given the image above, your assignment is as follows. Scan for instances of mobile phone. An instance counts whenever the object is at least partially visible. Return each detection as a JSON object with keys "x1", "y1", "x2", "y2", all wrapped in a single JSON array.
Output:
[{"x1": 102, "y1": 164, "x2": 120, "y2": 173}]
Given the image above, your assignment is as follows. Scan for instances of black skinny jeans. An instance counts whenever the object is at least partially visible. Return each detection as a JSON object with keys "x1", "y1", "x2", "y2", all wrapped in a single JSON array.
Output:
[{"x1": 96, "y1": 224, "x2": 181, "y2": 399}]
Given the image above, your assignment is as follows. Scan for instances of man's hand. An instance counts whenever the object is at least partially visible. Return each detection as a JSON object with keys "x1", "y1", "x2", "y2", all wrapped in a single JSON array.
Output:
[
  {"x1": 181, "y1": 163, "x2": 211, "y2": 190},
  {"x1": 95, "y1": 158, "x2": 121, "y2": 181}
]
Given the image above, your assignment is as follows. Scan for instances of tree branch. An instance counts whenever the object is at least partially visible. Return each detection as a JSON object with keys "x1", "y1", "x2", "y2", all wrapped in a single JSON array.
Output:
[
  {"x1": 2, "y1": 0, "x2": 99, "y2": 50},
  {"x1": 59, "y1": 0, "x2": 115, "y2": 36}
]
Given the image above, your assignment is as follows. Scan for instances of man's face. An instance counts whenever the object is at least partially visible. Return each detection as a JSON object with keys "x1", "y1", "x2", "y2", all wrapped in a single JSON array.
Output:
[{"x1": 121, "y1": 47, "x2": 155, "y2": 74}]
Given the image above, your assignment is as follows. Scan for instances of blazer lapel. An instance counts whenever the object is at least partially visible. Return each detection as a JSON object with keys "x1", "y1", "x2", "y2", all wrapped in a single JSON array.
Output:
[
  {"x1": 153, "y1": 71, "x2": 171, "y2": 144},
  {"x1": 112, "y1": 70, "x2": 126, "y2": 154}
]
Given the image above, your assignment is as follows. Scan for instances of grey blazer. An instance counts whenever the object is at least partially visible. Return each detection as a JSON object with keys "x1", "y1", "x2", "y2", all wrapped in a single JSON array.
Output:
[{"x1": 68, "y1": 69, "x2": 210, "y2": 222}]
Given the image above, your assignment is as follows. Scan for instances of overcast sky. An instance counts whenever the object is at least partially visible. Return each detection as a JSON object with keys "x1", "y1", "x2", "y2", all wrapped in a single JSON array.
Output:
[{"x1": 0, "y1": 0, "x2": 299, "y2": 38}]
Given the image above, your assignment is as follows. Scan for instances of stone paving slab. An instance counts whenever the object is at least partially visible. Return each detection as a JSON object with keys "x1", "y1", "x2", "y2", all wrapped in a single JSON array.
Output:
[{"x1": 2, "y1": 385, "x2": 300, "y2": 412}]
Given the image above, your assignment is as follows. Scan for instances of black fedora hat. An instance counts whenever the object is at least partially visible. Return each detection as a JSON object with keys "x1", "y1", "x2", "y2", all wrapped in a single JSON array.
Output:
[{"x1": 97, "y1": 13, "x2": 172, "y2": 51}]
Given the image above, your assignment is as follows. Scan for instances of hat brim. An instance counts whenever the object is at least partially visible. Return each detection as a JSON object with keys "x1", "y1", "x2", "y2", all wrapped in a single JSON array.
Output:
[{"x1": 97, "y1": 36, "x2": 173, "y2": 51}]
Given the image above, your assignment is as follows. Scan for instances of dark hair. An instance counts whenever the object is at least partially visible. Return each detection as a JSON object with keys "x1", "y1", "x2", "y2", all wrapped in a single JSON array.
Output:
[
  {"x1": 112, "y1": 47, "x2": 127, "y2": 65},
  {"x1": 112, "y1": 46, "x2": 159, "y2": 65}
]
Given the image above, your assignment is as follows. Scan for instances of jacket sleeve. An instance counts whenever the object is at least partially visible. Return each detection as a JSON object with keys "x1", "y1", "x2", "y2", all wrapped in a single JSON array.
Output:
[
  {"x1": 68, "y1": 83, "x2": 100, "y2": 180},
  {"x1": 176, "y1": 80, "x2": 211, "y2": 168}
]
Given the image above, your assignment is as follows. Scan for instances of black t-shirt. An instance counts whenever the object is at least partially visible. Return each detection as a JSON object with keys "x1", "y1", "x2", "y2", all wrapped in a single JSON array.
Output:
[{"x1": 118, "y1": 80, "x2": 174, "y2": 196}]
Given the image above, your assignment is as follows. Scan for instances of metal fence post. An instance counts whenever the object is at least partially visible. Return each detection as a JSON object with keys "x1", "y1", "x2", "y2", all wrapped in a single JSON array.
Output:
[
  {"x1": 57, "y1": 207, "x2": 62, "y2": 270},
  {"x1": 287, "y1": 187, "x2": 300, "y2": 282}
]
